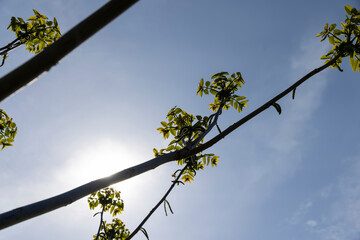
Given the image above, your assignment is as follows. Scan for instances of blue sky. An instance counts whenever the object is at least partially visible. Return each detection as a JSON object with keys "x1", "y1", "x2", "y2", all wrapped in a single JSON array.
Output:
[{"x1": 1, "y1": 0, "x2": 360, "y2": 239}]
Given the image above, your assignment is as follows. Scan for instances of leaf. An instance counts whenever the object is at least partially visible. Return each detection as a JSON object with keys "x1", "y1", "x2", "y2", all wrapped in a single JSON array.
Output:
[
  {"x1": 272, "y1": 102, "x2": 281, "y2": 115},
  {"x1": 236, "y1": 96, "x2": 246, "y2": 101},
  {"x1": 292, "y1": 88, "x2": 296, "y2": 100},
  {"x1": 27, "y1": 16, "x2": 37, "y2": 21},
  {"x1": 210, "y1": 89, "x2": 218, "y2": 95},
  {"x1": 329, "y1": 24, "x2": 336, "y2": 31},
  {"x1": 39, "y1": 41, "x2": 45, "y2": 50},
  {"x1": 198, "y1": 88, "x2": 203, "y2": 97},
  {"x1": 234, "y1": 101, "x2": 238, "y2": 110},
  {"x1": 161, "y1": 121, "x2": 168, "y2": 127},
  {"x1": 163, "y1": 199, "x2": 174, "y2": 216},
  {"x1": 345, "y1": 5, "x2": 353, "y2": 15},
  {"x1": 333, "y1": 29, "x2": 342, "y2": 35},
  {"x1": 153, "y1": 148, "x2": 158, "y2": 156},
  {"x1": 199, "y1": 78, "x2": 204, "y2": 86},
  {"x1": 169, "y1": 128, "x2": 176, "y2": 136},
  {"x1": 33, "y1": 9, "x2": 41, "y2": 18},
  {"x1": 324, "y1": 23, "x2": 329, "y2": 30},
  {"x1": 165, "y1": 200, "x2": 173, "y2": 214},
  {"x1": 140, "y1": 227, "x2": 150, "y2": 240},
  {"x1": 328, "y1": 36, "x2": 335, "y2": 45},
  {"x1": 166, "y1": 145, "x2": 174, "y2": 151},
  {"x1": 350, "y1": 57, "x2": 359, "y2": 72}
]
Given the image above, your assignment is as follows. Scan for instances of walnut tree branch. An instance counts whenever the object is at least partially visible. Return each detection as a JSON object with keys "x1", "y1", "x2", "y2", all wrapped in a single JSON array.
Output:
[
  {"x1": 126, "y1": 165, "x2": 188, "y2": 240},
  {"x1": 0, "y1": 0, "x2": 139, "y2": 102},
  {"x1": 0, "y1": 54, "x2": 341, "y2": 230}
]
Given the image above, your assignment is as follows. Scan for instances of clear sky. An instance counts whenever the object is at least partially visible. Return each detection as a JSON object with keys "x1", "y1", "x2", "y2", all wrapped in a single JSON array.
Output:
[{"x1": 1, "y1": 0, "x2": 360, "y2": 239}]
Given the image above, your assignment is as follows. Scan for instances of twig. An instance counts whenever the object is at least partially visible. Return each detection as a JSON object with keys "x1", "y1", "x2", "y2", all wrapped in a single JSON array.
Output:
[
  {"x1": 94, "y1": 208, "x2": 105, "y2": 240},
  {"x1": 126, "y1": 165, "x2": 188, "y2": 240}
]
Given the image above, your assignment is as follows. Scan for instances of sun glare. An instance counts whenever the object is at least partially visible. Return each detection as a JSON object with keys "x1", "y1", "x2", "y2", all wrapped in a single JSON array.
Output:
[{"x1": 57, "y1": 138, "x2": 144, "y2": 196}]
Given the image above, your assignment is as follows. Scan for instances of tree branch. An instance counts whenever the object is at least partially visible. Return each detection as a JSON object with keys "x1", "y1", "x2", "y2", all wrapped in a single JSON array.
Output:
[
  {"x1": 0, "y1": 54, "x2": 340, "y2": 230},
  {"x1": 94, "y1": 207, "x2": 105, "y2": 240},
  {"x1": 126, "y1": 165, "x2": 188, "y2": 240},
  {"x1": 186, "y1": 54, "x2": 342, "y2": 157},
  {"x1": 187, "y1": 104, "x2": 223, "y2": 149},
  {"x1": 0, "y1": 0, "x2": 139, "y2": 102}
]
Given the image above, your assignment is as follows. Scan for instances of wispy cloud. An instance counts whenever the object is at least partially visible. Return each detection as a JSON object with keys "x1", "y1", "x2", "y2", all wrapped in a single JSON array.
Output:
[
  {"x1": 223, "y1": 37, "x2": 334, "y2": 237},
  {"x1": 286, "y1": 152, "x2": 360, "y2": 240},
  {"x1": 314, "y1": 154, "x2": 360, "y2": 240},
  {"x1": 288, "y1": 200, "x2": 313, "y2": 225},
  {"x1": 307, "y1": 220, "x2": 318, "y2": 227}
]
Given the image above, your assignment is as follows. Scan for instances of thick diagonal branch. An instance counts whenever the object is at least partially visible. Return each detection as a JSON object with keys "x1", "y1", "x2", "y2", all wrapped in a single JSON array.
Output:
[
  {"x1": 0, "y1": 0, "x2": 139, "y2": 102},
  {"x1": 0, "y1": 55, "x2": 341, "y2": 230}
]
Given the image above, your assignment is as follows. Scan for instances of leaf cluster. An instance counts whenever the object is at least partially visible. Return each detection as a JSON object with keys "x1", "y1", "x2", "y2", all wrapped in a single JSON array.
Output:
[
  {"x1": 174, "y1": 154, "x2": 219, "y2": 183},
  {"x1": 197, "y1": 72, "x2": 248, "y2": 112},
  {"x1": 154, "y1": 106, "x2": 220, "y2": 183},
  {"x1": 88, "y1": 188, "x2": 129, "y2": 240},
  {"x1": 317, "y1": 5, "x2": 360, "y2": 72},
  {"x1": 0, "y1": 109, "x2": 17, "y2": 151},
  {"x1": 155, "y1": 106, "x2": 211, "y2": 150},
  {"x1": 1, "y1": 9, "x2": 61, "y2": 65},
  {"x1": 154, "y1": 72, "x2": 248, "y2": 183},
  {"x1": 94, "y1": 218, "x2": 129, "y2": 240}
]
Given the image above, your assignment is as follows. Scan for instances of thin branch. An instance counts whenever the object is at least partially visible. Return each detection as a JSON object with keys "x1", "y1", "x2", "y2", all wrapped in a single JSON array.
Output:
[
  {"x1": 0, "y1": 37, "x2": 21, "y2": 52},
  {"x1": 0, "y1": 41, "x2": 23, "y2": 59},
  {"x1": 187, "y1": 104, "x2": 223, "y2": 149},
  {"x1": 94, "y1": 208, "x2": 105, "y2": 240},
  {"x1": 126, "y1": 165, "x2": 188, "y2": 240},
  {"x1": 0, "y1": 54, "x2": 340, "y2": 230},
  {"x1": 185, "y1": 54, "x2": 343, "y2": 157}
]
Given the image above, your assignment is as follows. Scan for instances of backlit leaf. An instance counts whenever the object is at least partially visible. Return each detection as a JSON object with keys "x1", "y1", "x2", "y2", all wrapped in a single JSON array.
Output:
[{"x1": 345, "y1": 5, "x2": 353, "y2": 15}]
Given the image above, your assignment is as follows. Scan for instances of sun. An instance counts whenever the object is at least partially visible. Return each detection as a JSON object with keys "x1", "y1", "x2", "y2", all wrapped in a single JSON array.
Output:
[{"x1": 57, "y1": 138, "x2": 145, "y2": 197}]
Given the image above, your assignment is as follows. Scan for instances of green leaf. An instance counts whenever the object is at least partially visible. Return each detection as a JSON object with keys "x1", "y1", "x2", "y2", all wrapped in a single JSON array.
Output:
[
  {"x1": 169, "y1": 128, "x2": 176, "y2": 136},
  {"x1": 324, "y1": 23, "x2": 329, "y2": 30},
  {"x1": 350, "y1": 57, "x2": 359, "y2": 72},
  {"x1": 153, "y1": 148, "x2": 158, "y2": 155},
  {"x1": 234, "y1": 101, "x2": 238, "y2": 110},
  {"x1": 199, "y1": 78, "x2": 204, "y2": 86},
  {"x1": 328, "y1": 36, "x2": 335, "y2": 45},
  {"x1": 320, "y1": 55, "x2": 331, "y2": 59},
  {"x1": 210, "y1": 89, "x2": 217, "y2": 95},
  {"x1": 27, "y1": 16, "x2": 37, "y2": 21},
  {"x1": 329, "y1": 24, "x2": 336, "y2": 31},
  {"x1": 166, "y1": 145, "x2": 174, "y2": 151},
  {"x1": 333, "y1": 29, "x2": 342, "y2": 35},
  {"x1": 39, "y1": 41, "x2": 45, "y2": 50},
  {"x1": 161, "y1": 121, "x2": 168, "y2": 127},
  {"x1": 236, "y1": 96, "x2": 246, "y2": 101},
  {"x1": 33, "y1": 9, "x2": 41, "y2": 18},
  {"x1": 345, "y1": 5, "x2": 353, "y2": 15},
  {"x1": 272, "y1": 102, "x2": 282, "y2": 115}
]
